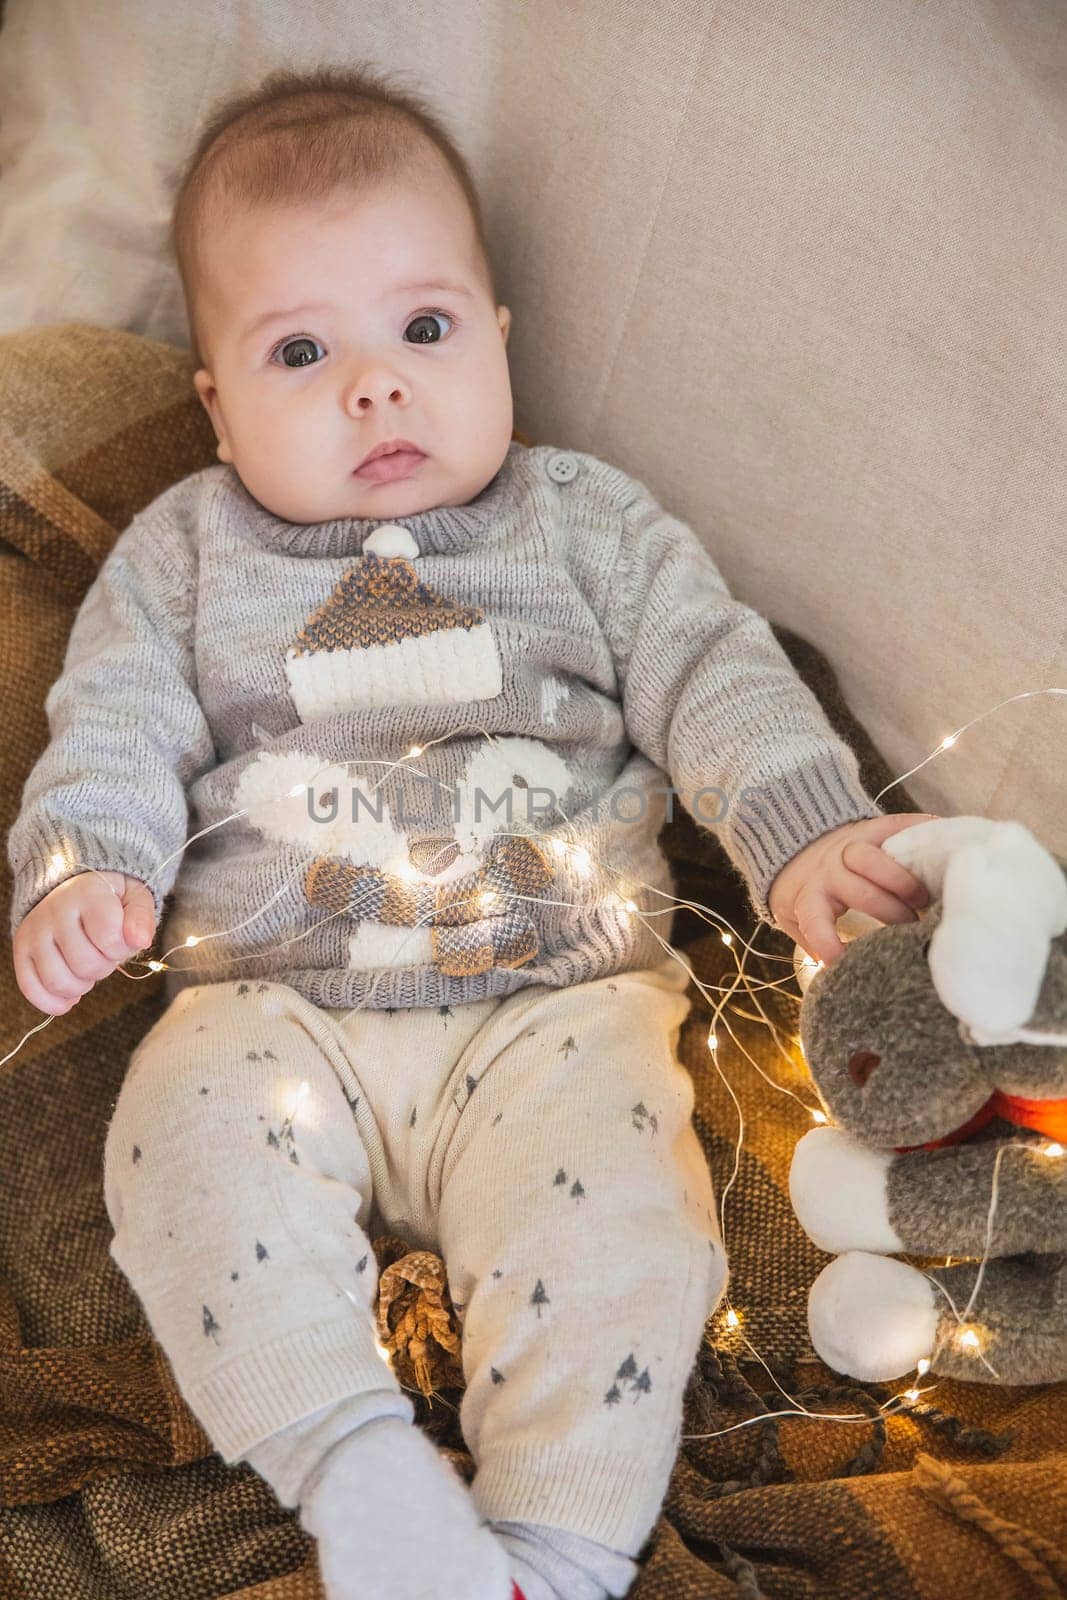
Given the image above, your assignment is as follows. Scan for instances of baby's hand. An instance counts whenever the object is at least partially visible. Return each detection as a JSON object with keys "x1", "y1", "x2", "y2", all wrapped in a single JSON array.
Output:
[
  {"x1": 767, "y1": 814, "x2": 937, "y2": 967},
  {"x1": 12, "y1": 870, "x2": 157, "y2": 1015}
]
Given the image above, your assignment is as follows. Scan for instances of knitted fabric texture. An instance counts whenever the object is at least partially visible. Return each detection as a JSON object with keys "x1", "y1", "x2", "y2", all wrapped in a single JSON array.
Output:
[
  {"x1": 290, "y1": 557, "x2": 490, "y2": 650},
  {"x1": 7, "y1": 438, "x2": 882, "y2": 1011}
]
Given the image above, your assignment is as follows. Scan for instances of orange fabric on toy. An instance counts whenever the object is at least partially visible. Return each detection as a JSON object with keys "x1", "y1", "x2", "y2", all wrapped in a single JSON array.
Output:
[
  {"x1": 896, "y1": 1092, "x2": 1067, "y2": 1152},
  {"x1": 990, "y1": 1091, "x2": 1067, "y2": 1143}
]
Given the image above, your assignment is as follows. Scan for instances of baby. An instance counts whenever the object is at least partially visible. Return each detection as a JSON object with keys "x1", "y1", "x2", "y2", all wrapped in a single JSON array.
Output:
[{"x1": 8, "y1": 64, "x2": 932, "y2": 1600}]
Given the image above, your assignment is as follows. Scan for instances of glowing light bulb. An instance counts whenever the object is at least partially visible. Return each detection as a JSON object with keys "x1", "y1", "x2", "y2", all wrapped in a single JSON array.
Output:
[
  {"x1": 1044, "y1": 1142, "x2": 1064, "y2": 1158},
  {"x1": 721, "y1": 933, "x2": 732, "y2": 947},
  {"x1": 374, "y1": 1339, "x2": 392, "y2": 1363},
  {"x1": 185, "y1": 935, "x2": 199, "y2": 947},
  {"x1": 285, "y1": 1081, "x2": 311, "y2": 1119},
  {"x1": 571, "y1": 847, "x2": 591, "y2": 873},
  {"x1": 904, "y1": 1387, "x2": 921, "y2": 1403},
  {"x1": 287, "y1": 783, "x2": 306, "y2": 797},
  {"x1": 550, "y1": 838, "x2": 569, "y2": 857},
  {"x1": 394, "y1": 862, "x2": 418, "y2": 881},
  {"x1": 624, "y1": 900, "x2": 638, "y2": 913},
  {"x1": 916, "y1": 1358, "x2": 931, "y2": 1376},
  {"x1": 479, "y1": 889, "x2": 497, "y2": 908},
  {"x1": 49, "y1": 851, "x2": 67, "y2": 872},
  {"x1": 147, "y1": 959, "x2": 165, "y2": 972},
  {"x1": 707, "y1": 1030, "x2": 718, "y2": 1051},
  {"x1": 960, "y1": 1328, "x2": 981, "y2": 1349},
  {"x1": 794, "y1": 950, "x2": 825, "y2": 995},
  {"x1": 408, "y1": 745, "x2": 423, "y2": 757},
  {"x1": 725, "y1": 1308, "x2": 740, "y2": 1329},
  {"x1": 940, "y1": 734, "x2": 956, "y2": 749},
  {"x1": 810, "y1": 1109, "x2": 828, "y2": 1125}
]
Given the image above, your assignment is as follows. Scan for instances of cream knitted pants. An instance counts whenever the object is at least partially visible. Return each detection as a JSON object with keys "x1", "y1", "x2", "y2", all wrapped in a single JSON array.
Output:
[{"x1": 103, "y1": 956, "x2": 726, "y2": 1555}]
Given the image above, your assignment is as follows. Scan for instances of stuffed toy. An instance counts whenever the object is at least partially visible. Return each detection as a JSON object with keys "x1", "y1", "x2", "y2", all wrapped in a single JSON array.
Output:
[{"x1": 788, "y1": 816, "x2": 1067, "y2": 1386}]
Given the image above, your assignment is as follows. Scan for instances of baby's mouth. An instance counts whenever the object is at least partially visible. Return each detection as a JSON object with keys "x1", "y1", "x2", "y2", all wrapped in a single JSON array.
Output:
[{"x1": 354, "y1": 440, "x2": 428, "y2": 483}]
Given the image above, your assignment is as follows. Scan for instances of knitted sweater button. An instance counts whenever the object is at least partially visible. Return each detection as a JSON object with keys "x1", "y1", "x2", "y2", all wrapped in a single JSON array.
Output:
[
  {"x1": 545, "y1": 451, "x2": 579, "y2": 484},
  {"x1": 362, "y1": 523, "x2": 419, "y2": 558}
]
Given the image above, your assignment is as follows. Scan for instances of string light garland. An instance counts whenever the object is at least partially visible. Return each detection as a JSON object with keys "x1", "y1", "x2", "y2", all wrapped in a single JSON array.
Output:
[
  {"x1": 5, "y1": 684, "x2": 1066, "y2": 1425},
  {"x1": 870, "y1": 687, "x2": 1066, "y2": 806}
]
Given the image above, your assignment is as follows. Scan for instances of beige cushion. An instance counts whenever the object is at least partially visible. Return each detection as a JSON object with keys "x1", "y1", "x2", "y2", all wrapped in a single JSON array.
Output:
[{"x1": 0, "y1": 0, "x2": 1063, "y2": 856}]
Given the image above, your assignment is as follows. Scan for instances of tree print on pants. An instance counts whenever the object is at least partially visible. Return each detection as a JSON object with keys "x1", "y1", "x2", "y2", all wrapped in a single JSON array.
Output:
[
  {"x1": 552, "y1": 1167, "x2": 586, "y2": 1200},
  {"x1": 604, "y1": 1351, "x2": 653, "y2": 1406}
]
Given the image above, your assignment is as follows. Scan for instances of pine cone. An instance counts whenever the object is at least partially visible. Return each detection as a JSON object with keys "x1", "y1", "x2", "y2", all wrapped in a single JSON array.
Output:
[{"x1": 371, "y1": 1236, "x2": 465, "y2": 1397}]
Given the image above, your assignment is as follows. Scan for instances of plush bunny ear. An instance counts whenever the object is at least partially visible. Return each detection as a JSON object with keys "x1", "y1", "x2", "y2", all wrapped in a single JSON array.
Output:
[{"x1": 884, "y1": 817, "x2": 1067, "y2": 1046}]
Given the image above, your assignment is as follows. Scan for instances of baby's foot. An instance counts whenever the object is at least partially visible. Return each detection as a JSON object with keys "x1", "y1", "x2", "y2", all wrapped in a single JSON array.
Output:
[
  {"x1": 496, "y1": 1521, "x2": 638, "y2": 1600},
  {"x1": 299, "y1": 1414, "x2": 514, "y2": 1600}
]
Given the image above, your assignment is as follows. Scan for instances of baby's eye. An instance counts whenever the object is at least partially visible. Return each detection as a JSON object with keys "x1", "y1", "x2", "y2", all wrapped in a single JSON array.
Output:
[
  {"x1": 404, "y1": 312, "x2": 453, "y2": 345},
  {"x1": 273, "y1": 336, "x2": 324, "y2": 369}
]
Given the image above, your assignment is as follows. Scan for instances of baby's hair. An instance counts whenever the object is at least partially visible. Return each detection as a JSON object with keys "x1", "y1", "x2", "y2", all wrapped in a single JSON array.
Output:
[{"x1": 169, "y1": 63, "x2": 495, "y2": 370}]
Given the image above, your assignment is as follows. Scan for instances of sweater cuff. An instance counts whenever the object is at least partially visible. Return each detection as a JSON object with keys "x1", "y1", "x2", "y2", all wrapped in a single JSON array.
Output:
[
  {"x1": 728, "y1": 751, "x2": 883, "y2": 929},
  {"x1": 8, "y1": 820, "x2": 165, "y2": 938}
]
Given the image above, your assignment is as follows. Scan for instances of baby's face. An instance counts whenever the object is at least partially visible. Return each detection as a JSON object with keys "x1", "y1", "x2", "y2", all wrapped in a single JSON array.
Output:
[{"x1": 193, "y1": 154, "x2": 513, "y2": 524}]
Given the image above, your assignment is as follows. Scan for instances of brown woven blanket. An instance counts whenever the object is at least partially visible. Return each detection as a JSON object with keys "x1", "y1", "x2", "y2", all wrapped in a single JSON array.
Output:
[{"x1": 0, "y1": 323, "x2": 1063, "y2": 1599}]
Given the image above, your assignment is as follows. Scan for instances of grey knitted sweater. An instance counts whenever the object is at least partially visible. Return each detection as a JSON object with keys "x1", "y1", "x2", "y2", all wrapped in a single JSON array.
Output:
[{"x1": 8, "y1": 440, "x2": 881, "y2": 1011}]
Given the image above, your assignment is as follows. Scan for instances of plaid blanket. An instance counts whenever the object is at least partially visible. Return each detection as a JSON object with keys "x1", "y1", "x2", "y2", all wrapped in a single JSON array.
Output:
[{"x1": 0, "y1": 322, "x2": 1063, "y2": 1599}]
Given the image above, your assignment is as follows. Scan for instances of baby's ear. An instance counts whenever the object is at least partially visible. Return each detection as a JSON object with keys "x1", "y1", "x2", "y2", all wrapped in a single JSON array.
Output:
[{"x1": 192, "y1": 370, "x2": 232, "y2": 462}]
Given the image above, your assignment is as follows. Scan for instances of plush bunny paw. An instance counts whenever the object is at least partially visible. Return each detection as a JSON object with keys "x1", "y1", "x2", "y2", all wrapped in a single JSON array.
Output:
[
  {"x1": 789, "y1": 1126, "x2": 903, "y2": 1253},
  {"x1": 808, "y1": 1251, "x2": 939, "y2": 1381}
]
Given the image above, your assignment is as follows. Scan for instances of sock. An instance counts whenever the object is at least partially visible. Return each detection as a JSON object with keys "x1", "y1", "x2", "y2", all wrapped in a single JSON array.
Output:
[
  {"x1": 494, "y1": 1521, "x2": 639, "y2": 1600},
  {"x1": 242, "y1": 1398, "x2": 636, "y2": 1599},
  {"x1": 296, "y1": 1415, "x2": 515, "y2": 1600},
  {"x1": 243, "y1": 1387, "x2": 414, "y2": 1509}
]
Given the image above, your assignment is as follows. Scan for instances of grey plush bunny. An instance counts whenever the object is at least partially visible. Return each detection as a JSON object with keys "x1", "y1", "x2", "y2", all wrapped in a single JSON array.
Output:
[{"x1": 789, "y1": 817, "x2": 1067, "y2": 1386}]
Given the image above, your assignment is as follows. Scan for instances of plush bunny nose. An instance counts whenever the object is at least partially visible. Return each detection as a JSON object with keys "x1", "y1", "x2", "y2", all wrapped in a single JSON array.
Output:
[{"x1": 848, "y1": 1050, "x2": 881, "y2": 1086}]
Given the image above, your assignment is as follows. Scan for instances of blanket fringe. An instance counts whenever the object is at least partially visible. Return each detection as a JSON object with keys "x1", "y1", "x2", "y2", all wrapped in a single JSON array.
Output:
[{"x1": 913, "y1": 1452, "x2": 1067, "y2": 1598}]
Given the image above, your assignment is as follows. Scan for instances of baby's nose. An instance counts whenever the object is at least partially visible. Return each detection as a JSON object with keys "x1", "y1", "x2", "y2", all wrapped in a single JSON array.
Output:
[{"x1": 345, "y1": 368, "x2": 411, "y2": 412}]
